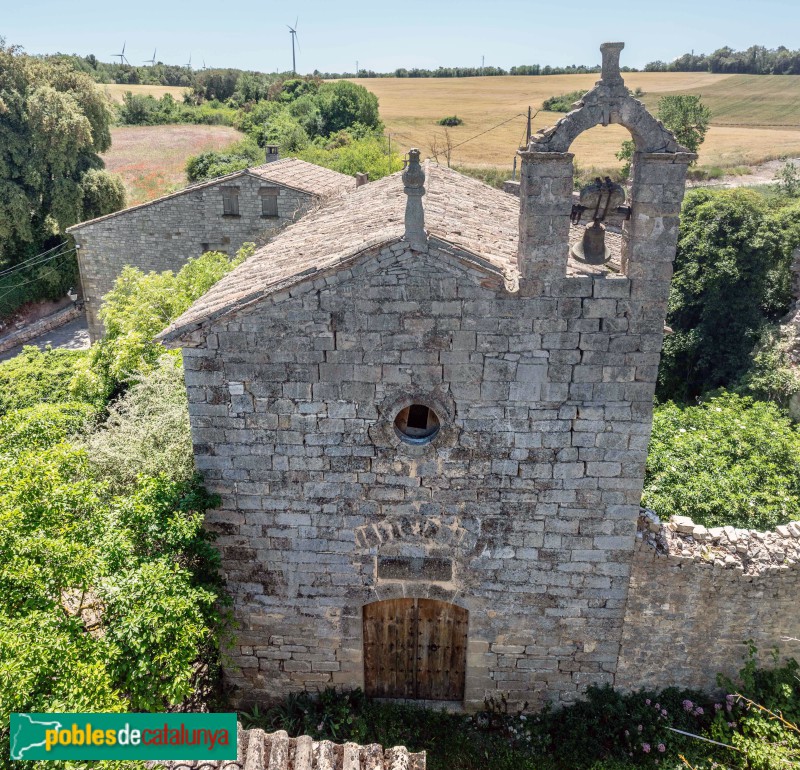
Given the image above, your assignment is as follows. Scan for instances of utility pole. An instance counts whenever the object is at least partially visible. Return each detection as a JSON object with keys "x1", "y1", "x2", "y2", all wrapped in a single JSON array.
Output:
[
  {"x1": 481, "y1": 55, "x2": 484, "y2": 75},
  {"x1": 387, "y1": 133, "x2": 392, "y2": 176},
  {"x1": 526, "y1": 106, "x2": 532, "y2": 146},
  {"x1": 356, "y1": 60, "x2": 359, "y2": 76}
]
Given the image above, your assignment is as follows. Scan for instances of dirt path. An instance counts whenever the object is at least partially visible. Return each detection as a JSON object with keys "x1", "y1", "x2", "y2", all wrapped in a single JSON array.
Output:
[{"x1": 688, "y1": 157, "x2": 800, "y2": 189}]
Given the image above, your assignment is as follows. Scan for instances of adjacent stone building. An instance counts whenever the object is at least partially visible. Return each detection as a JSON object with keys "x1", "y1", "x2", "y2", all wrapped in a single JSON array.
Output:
[
  {"x1": 68, "y1": 158, "x2": 353, "y2": 340},
  {"x1": 158, "y1": 43, "x2": 800, "y2": 710}
]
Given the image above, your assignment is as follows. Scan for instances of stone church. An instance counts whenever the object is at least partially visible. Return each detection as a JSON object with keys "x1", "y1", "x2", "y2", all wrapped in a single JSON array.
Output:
[{"x1": 159, "y1": 43, "x2": 702, "y2": 710}]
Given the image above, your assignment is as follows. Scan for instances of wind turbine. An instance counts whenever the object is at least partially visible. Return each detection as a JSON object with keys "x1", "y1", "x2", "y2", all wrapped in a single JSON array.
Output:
[
  {"x1": 184, "y1": 54, "x2": 192, "y2": 70},
  {"x1": 287, "y1": 18, "x2": 299, "y2": 74},
  {"x1": 113, "y1": 41, "x2": 130, "y2": 65},
  {"x1": 144, "y1": 48, "x2": 157, "y2": 66}
]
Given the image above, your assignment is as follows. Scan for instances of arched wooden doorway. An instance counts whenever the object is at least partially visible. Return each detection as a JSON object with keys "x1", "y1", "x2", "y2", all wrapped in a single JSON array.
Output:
[{"x1": 363, "y1": 598, "x2": 468, "y2": 701}]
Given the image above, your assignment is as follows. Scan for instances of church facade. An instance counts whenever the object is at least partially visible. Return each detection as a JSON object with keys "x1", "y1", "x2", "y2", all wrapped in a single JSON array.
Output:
[{"x1": 161, "y1": 43, "x2": 699, "y2": 709}]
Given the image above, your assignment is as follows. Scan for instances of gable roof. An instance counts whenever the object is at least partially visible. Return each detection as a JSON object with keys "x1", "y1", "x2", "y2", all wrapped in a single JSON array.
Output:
[
  {"x1": 67, "y1": 158, "x2": 353, "y2": 232},
  {"x1": 158, "y1": 162, "x2": 624, "y2": 345},
  {"x1": 158, "y1": 163, "x2": 522, "y2": 343},
  {"x1": 248, "y1": 157, "x2": 354, "y2": 197}
]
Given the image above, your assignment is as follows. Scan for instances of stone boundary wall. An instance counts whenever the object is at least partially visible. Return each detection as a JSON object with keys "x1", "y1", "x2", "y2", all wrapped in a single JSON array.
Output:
[
  {"x1": 0, "y1": 304, "x2": 81, "y2": 354},
  {"x1": 148, "y1": 726, "x2": 425, "y2": 770},
  {"x1": 617, "y1": 510, "x2": 800, "y2": 693}
]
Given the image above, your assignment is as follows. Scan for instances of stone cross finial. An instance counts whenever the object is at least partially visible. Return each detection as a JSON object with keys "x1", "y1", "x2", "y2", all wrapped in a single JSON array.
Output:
[
  {"x1": 600, "y1": 42, "x2": 625, "y2": 84},
  {"x1": 402, "y1": 149, "x2": 426, "y2": 247}
]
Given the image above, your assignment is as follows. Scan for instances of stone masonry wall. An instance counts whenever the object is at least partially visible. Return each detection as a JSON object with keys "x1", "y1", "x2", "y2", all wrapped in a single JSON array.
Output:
[
  {"x1": 180, "y1": 237, "x2": 668, "y2": 711},
  {"x1": 617, "y1": 511, "x2": 800, "y2": 692},
  {"x1": 71, "y1": 175, "x2": 314, "y2": 340}
]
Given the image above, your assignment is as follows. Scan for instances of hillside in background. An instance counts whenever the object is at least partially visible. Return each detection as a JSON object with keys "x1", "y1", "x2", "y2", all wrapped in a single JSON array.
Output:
[{"x1": 355, "y1": 72, "x2": 800, "y2": 171}]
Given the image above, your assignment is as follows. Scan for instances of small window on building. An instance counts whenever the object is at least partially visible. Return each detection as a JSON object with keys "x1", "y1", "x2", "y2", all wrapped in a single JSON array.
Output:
[
  {"x1": 221, "y1": 187, "x2": 240, "y2": 217},
  {"x1": 394, "y1": 404, "x2": 440, "y2": 444},
  {"x1": 260, "y1": 187, "x2": 279, "y2": 218}
]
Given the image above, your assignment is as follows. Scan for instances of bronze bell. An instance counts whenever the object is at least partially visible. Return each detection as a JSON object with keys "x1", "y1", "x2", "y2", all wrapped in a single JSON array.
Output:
[{"x1": 570, "y1": 177, "x2": 629, "y2": 265}]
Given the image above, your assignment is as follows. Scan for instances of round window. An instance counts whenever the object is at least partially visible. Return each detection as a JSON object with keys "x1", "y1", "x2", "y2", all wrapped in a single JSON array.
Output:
[{"x1": 394, "y1": 404, "x2": 440, "y2": 444}]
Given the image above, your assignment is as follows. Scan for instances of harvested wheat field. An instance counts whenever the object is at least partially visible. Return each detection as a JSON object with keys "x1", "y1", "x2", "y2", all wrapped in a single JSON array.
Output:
[
  {"x1": 102, "y1": 83, "x2": 190, "y2": 104},
  {"x1": 355, "y1": 73, "x2": 800, "y2": 172},
  {"x1": 102, "y1": 125, "x2": 242, "y2": 205}
]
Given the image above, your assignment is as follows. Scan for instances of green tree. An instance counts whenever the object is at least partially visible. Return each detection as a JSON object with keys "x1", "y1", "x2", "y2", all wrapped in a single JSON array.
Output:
[
  {"x1": 0, "y1": 40, "x2": 118, "y2": 262},
  {"x1": 315, "y1": 80, "x2": 381, "y2": 136},
  {"x1": 657, "y1": 189, "x2": 793, "y2": 401},
  {"x1": 774, "y1": 159, "x2": 800, "y2": 197},
  {"x1": 617, "y1": 95, "x2": 710, "y2": 178},
  {"x1": 80, "y1": 168, "x2": 127, "y2": 221},
  {"x1": 657, "y1": 94, "x2": 711, "y2": 154}
]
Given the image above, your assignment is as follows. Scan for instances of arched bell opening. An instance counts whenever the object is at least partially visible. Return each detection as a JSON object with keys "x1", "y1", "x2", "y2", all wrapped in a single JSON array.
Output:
[
  {"x1": 362, "y1": 598, "x2": 468, "y2": 701},
  {"x1": 567, "y1": 124, "x2": 636, "y2": 270}
]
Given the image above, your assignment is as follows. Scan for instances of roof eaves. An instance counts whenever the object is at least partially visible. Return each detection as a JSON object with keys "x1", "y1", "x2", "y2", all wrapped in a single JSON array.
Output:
[{"x1": 158, "y1": 235, "x2": 405, "y2": 347}]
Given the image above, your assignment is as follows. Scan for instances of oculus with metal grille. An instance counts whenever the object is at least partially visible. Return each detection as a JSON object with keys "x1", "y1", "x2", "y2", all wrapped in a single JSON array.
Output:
[{"x1": 393, "y1": 404, "x2": 440, "y2": 443}]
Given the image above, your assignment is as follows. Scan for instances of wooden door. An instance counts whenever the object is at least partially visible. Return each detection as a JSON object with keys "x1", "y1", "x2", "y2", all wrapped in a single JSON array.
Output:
[{"x1": 363, "y1": 598, "x2": 468, "y2": 701}]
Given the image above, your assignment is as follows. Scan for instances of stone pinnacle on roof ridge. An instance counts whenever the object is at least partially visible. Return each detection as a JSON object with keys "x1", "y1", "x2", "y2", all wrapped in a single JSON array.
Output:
[{"x1": 402, "y1": 149, "x2": 427, "y2": 249}]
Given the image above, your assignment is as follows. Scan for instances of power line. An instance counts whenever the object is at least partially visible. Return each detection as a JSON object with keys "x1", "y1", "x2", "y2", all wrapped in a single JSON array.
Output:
[
  {"x1": 0, "y1": 245, "x2": 75, "y2": 281},
  {"x1": 0, "y1": 249, "x2": 77, "y2": 306},
  {"x1": 0, "y1": 241, "x2": 71, "y2": 279},
  {"x1": 448, "y1": 112, "x2": 529, "y2": 152}
]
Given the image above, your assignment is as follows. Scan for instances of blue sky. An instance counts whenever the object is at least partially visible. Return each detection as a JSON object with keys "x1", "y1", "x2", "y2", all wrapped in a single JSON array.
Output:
[{"x1": 3, "y1": 0, "x2": 797, "y2": 74}]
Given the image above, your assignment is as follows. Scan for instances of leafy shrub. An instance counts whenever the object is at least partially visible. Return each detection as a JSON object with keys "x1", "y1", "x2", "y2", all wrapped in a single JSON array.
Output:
[
  {"x1": 698, "y1": 645, "x2": 800, "y2": 770},
  {"x1": 437, "y1": 115, "x2": 463, "y2": 126},
  {"x1": 82, "y1": 356, "x2": 193, "y2": 493},
  {"x1": 185, "y1": 136, "x2": 263, "y2": 182},
  {"x1": 0, "y1": 248, "x2": 80, "y2": 320},
  {"x1": 117, "y1": 91, "x2": 236, "y2": 126},
  {"x1": 243, "y1": 683, "x2": 724, "y2": 770},
  {"x1": 76, "y1": 245, "x2": 250, "y2": 399},
  {"x1": 100, "y1": 556, "x2": 219, "y2": 710},
  {"x1": 297, "y1": 132, "x2": 403, "y2": 180},
  {"x1": 258, "y1": 111, "x2": 310, "y2": 153},
  {"x1": 644, "y1": 392, "x2": 800, "y2": 529},
  {"x1": 736, "y1": 325, "x2": 800, "y2": 408},
  {"x1": 0, "y1": 433, "x2": 224, "y2": 759},
  {"x1": 0, "y1": 346, "x2": 93, "y2": 415},
  {"x1": 542, "y1": 90, "x2": 586, "y2": 112},
  {"x1": 540, "y1": 685, "x2": 715, "y2": 767},
  {"x1": 0, "y1": 401, "x2": 97, "y2": 454},
  {"x1": 658, "y1": 94, "x2": 711, "y2": 154}
]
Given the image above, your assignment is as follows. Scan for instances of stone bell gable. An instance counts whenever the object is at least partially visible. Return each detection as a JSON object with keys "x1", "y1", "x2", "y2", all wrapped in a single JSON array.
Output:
[{"x1": 161, "y1": 43, "x2": 695, "y2": 711}]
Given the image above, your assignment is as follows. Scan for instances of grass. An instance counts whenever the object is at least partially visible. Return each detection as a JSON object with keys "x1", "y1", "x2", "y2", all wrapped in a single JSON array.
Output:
[
  {"x1": 101, "y1": 124, "x2": 243, "y2": 205},
  {"x1": 101, "y1": 83, "x2": 190, "y2": 104},
  {"x1": 355, "y1": 73, "x2": 800, "y2": 171}
]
